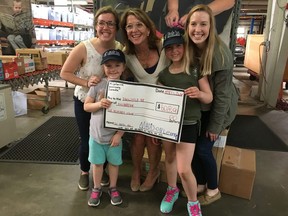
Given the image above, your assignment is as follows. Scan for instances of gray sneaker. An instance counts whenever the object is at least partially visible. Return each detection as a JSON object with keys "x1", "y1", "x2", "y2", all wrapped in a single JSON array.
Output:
[
  {"x1": 101, "y1": 171, "x2": 110, "y2": 187},
  {"x1": 78, "y1": 173, "x2": 89, "y2": 191},
  {"x1": 88, "y1": 188, "x2": 102, "y2": 207},
  {"x1": 108, "y1": 187, "x2": 123, "y2": 205}
]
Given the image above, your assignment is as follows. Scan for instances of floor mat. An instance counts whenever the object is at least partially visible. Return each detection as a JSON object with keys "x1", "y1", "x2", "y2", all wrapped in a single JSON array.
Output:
[
  {"x1": 227, "y1": 115, "x2": 288, "y2": 152},
  {"x1": 0, "y1": 116, "x2": 80, "y2": 164}
]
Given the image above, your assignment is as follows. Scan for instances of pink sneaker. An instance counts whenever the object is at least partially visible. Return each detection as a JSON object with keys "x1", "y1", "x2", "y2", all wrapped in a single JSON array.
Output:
[
  {"x1": 108, "y1": 187, "x2": 123, "y2": 205},
  {"x1": 88, "y1": 188, "x2": 102, "y2": 207},
  {"x1": 187, "y1": 201, "x2": 202, "y2": 216},
  {"x1": 160, "y1": 186, "x2": 180, "y2": 213}
]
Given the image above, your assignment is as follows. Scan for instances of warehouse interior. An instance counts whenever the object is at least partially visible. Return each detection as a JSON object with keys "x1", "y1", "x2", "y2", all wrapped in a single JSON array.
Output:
[{"x1": 0, "y1": 0, "x2": 288, "y2": 215}]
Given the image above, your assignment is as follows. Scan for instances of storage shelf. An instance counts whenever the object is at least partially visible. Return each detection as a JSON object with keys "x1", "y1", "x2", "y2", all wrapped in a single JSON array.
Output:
[
  {"x1": 74, "y1": 23, "x2": 94, "y2": 30},
  {"x1": 33, "y1": 18, "x2": 74, "y2": 28},
  {"x1": 36, "y1": 40, "x2": 75, "y2": 46}
]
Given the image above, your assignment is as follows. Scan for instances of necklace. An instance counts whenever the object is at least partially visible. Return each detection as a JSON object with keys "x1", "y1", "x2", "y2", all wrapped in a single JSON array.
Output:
[{"x1": 135, "y1": 49, "x2": 150, "y2": 69}]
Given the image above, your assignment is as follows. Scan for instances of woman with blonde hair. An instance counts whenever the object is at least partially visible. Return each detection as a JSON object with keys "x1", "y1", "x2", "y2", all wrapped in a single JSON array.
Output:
[{"x1": 185, "y1": 4, "x2": 239, "y2": 206}]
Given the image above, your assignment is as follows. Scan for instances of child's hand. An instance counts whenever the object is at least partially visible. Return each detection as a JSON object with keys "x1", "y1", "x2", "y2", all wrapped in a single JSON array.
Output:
[
  {"x1": 110, "y1": 133, "x2": 122, "y2": 147},
  {"x1": 99, "y1": 98, "x2": 111, "y2": 109},
  {"x1": 184, "y1": 87, "x2": 201, "y2": 98}
]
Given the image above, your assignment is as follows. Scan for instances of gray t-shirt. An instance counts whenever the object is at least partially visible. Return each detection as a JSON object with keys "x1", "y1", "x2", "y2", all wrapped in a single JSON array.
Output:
[{"x1": 87, "y1": 78, "x2": 117, "y2": 144}]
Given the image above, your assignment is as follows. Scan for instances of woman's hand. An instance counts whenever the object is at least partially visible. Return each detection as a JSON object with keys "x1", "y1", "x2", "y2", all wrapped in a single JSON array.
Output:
[
  {"x1": 165, "y1": 9, "x2": 179, "y2": 27},
  {"x1": 178, "y1": 14, "x2": 188, "y2": 27},
  {"x1": 206, "y1": 131, "x2": 218, "y2": 142},
  {"x1": 110, "y1": 132, "x2": 124, "y2": 147},
  {"x1": 87, "y1": 75, "x2": 101, "y2": 87}
]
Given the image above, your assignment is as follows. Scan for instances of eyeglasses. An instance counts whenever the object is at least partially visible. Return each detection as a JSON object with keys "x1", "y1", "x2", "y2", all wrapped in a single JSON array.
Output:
[
  {"x1": 97, "y1": 20, "x2": 116, "y2": 28},
  {"x1": 125, "y1": 22, "x2": 145, "y2": 31}
]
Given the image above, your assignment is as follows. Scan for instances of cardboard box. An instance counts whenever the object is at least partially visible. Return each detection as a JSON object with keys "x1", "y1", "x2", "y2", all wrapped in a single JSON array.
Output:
[
  {"x1": 38, "y1": 87, "x2": 61, "y2": 105},
  {"x1": 0, "y1": 55, "x2": 25, "y2": 75},
  {"x1": 15, "y1": 48, "x2": 48, "y2": 70},
  {"x1": 212, "y1": 147, "x2": 225, "y2": 182},
  {"x1": 219, "y1": 146, "x2": 256, "y2": 200},
  {"x1": 23, "y1": 58, "x2": 36, "y2": 73},
  {"x1": 2, "y1": 61, "x2": 19, "y2": 80},
  {"x1": 26, "y1": 89, "x2": 56, "y2": 110},
  {"x1": 212, "y1": 129, "x2": 229, "y2": 181},
  {"x1": 244, "y1": 34, "x2": 264, "y2": 75},
  {"x1": 46, "y1": 52, "x2": 68, "y2": 65}
]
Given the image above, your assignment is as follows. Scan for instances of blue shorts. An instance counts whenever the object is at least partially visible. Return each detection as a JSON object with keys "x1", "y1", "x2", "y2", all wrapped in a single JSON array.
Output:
[{"x1": 88, "y1": 136, "x2": 123, "y2": 166}]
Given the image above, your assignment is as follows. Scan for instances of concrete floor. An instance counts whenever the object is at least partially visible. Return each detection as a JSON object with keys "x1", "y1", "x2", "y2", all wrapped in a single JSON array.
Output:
[{"x1": 0, "y1": 68, "x2": 288, "y2": 216}]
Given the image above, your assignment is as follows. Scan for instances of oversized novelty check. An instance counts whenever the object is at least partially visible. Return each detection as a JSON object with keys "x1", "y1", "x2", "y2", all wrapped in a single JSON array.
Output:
[{"x1": 104, "y1": 80, "x2": 186, "y2": 142}]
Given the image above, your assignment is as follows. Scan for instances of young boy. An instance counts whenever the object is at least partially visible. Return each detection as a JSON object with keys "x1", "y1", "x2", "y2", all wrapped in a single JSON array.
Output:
[
  {"x1": 158, "y1": 28, "x2": 212, "y2": 216},
  {"x1": 7, "y1": 0, "x2": 28, "y2": 51},
  {"x1": 84, "y1": 49, "x2": 126, "y2": 207}
]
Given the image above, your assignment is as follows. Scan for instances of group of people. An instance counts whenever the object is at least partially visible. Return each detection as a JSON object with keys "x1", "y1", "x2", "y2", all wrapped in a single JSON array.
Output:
[{"x1": 60, "y1": 1, "x2": 239, "y2": 216}]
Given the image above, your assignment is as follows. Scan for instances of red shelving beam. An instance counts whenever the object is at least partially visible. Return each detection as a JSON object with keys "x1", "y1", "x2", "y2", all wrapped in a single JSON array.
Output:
[
  {"x1": 36, "y1": 40, "x2": 75, "y2": 46},
  {"x1": 33, "y1": 18, "x2": 74, "y2": 28}
]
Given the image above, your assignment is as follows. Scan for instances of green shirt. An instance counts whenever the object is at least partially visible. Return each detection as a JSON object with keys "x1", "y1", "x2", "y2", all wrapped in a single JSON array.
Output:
[{"x1": 158, "y1": 67, "x2": 201, "y2": 124}]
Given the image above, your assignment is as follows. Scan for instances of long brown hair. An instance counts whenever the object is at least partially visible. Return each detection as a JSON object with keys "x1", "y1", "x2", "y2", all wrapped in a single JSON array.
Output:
[
  {"x1": 184, "y1": 4, "x2": 224, "y2": 76},
  {"x1": 119, "y1": 8, "x2": 160, "y2": 54}
]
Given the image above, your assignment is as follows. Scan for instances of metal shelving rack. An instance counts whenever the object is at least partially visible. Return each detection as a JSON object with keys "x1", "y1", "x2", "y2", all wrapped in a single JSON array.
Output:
[{"x1": 230, "y1": 0, "x2": 242, "y2": 57}]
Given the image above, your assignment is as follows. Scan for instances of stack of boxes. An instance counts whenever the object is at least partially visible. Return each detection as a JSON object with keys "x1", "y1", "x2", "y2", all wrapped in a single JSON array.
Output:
[
  {"x1": 0, "y1": 56, "x2": 22, "y2": 80},
  {"x1": 16, "y1": 48, "x2": 47, "y2": 71},
  {"x1": 0, "y1": 49, "x2": 68, "y2": 111},
  {"x1": 26, "y1": 87, "x2": 61, "y2": 110},
  {"x1": 0, "y1": 49, "x2": 68, "y2": 79}
]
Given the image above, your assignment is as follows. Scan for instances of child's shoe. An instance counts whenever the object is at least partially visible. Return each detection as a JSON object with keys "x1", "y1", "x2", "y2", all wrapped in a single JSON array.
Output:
[
  {"x1": 88, "y1": 188, "x2": 102, "y2": 207},
  {"x1": 108, "y1": 187, "x2": 123, "y2": 205},
  {"x1": 187, "y1": 200, "x2": 202, "y2": 216},
  {"x1": 160, "y1": 186, "x2": 180, "y2": 213}
]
